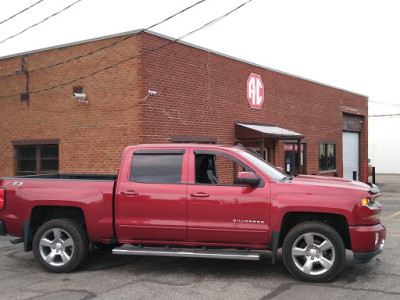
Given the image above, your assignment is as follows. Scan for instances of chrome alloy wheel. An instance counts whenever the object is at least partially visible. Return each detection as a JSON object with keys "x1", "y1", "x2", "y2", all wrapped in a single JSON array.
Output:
[
  {"x1": 291, "y1": 232, "x2": 335, "y2": 276},
  {"x1": 38, "y1": 228, "x2": 75, "y2": 267}
]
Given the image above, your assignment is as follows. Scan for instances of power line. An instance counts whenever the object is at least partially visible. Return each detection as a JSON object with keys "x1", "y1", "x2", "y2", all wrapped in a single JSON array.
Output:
[
  {"x1": 369, "y1": 100, "x2": 400, "y2": 107},
  {"x1": 369, "y1": 114, "x2": 400, "y2": 117},
  {"x1": 0, "y1": 0, "x2": 83, "y2": 46},
  {"x1": 0, "y1": 0, "x2": 253, "y2": 99},
  {"x1": 0, "y1": 0, "x2": 207, "y2": 79},
  {"x1": 0, "y1": 0, "x2": 45, "y2": 26}
]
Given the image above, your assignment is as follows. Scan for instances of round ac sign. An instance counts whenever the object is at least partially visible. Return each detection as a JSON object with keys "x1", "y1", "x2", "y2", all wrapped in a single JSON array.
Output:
[{"x1": 247, "y1": 73, "x2": 264, "y2": 109}]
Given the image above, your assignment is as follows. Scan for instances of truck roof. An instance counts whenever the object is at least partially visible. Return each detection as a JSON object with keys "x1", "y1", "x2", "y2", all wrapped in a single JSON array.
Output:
[{"x1": 125, "y1": 144, "x2": 239, "y2": 151}]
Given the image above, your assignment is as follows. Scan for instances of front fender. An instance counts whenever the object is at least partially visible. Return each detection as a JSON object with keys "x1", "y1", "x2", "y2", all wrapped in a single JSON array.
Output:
[{"x1": 270, "y1": 190, "x2": 357, "y2": 231}]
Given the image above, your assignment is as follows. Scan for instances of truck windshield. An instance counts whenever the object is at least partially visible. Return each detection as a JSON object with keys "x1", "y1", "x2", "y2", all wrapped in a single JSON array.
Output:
[{"x1": 234, "y1": 148, "x2": 286, "y2": 182}]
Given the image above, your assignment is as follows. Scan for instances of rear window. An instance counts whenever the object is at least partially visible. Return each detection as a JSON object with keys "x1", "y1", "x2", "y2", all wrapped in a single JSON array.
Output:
[{"x1": 130, "y1": 152, "x2": 183, "y2": 184}]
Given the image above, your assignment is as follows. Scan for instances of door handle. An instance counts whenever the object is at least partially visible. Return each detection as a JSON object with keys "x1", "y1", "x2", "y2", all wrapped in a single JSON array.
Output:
[
  {"x1": 190, "y1": 192, "x2": 209, "y2": 197},
  {"x1": 121, "y1": 190, "x2": 139, "y2": 196}
]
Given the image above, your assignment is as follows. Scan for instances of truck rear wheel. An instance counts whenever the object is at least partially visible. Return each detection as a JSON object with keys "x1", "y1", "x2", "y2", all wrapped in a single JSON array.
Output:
[
  {"x1": 33, "y1": 218, "x2": 89, "y2": 273},
  {"x1": 282, "y1": 221, "x2": 345, "y2": 282}
]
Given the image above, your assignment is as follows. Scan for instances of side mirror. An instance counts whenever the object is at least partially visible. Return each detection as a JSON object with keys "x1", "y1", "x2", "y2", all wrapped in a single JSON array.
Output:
[{"x1": 237, "y1": 171, "x2": 260, "y2": 187}]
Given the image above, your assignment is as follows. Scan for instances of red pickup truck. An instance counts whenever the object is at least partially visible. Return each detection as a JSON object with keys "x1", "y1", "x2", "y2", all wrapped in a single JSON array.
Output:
[{"x1": 0, "y1": 144, "x2": 385, "y2": 282}]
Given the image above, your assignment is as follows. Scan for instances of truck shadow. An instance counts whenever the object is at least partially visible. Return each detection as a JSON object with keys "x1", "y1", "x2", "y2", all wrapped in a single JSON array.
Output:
[
  {"x1": 82, "y1": 248, "x2": 279, "y2": 274},
  {"x1": 81, "y1": 249, "x2": 376, "y2": 284}
]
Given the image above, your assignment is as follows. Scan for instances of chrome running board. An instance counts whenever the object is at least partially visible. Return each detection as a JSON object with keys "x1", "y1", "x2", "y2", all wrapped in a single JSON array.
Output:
[{"x1": 112, "y1": 245, "x2": 260, "y2": 261}]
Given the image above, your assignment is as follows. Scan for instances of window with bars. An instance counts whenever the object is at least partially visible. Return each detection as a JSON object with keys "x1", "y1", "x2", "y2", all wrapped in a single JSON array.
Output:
[{"x1": 14, "y1": 143, "x2": 59, "y2": 176}]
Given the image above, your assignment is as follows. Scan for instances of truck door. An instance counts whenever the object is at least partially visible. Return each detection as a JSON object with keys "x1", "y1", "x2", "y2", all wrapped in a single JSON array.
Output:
[
  {"x1": 187, "y1": 149, "x2": 270, "y2": 246},
  {"x1": 115, "y1": 149, "x2": 188, "y2": 242}
]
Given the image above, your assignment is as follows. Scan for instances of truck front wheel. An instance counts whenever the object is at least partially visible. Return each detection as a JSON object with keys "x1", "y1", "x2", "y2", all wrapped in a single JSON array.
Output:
[
  {"x1": 282, "y1": 221, "x2": 345, "y2": 282},
  {"x1": 32, "y1": 218, "x2": 89, "y2": 273}
]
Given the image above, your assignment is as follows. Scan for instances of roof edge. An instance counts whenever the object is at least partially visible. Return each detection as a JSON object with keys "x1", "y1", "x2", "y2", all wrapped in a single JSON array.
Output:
[
  {"x1": 0, "y1": 28, "x2": 368, "y2": 98},
  {"x1": 144, "y1": 30, "x2": 368, "y2": 98},
  {"x1": 0, "y1": 29, "x2": 145, "y2": 60}
]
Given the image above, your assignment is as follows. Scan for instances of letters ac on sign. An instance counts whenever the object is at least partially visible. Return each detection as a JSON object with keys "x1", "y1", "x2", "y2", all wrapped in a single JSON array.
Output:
[{"x1": 247, "y1": 73, "x2": 264, "y2": 109}]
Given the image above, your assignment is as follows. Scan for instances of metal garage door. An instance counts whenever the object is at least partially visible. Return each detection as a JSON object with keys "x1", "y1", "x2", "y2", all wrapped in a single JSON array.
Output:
[{"x1": 343, "y1": 132, "x2": 359, "y2": 180}]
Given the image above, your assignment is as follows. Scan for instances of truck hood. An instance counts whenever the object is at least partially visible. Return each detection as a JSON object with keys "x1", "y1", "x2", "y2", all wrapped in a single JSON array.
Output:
[{"x1": 290, "y1": 174, "x2": 379, "y2": 194}]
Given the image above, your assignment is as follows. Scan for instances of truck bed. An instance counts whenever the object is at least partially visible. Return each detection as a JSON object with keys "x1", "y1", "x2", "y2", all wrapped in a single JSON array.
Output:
[{"x1": 0, "y1": 174, "x2": 116, "y2": 241}]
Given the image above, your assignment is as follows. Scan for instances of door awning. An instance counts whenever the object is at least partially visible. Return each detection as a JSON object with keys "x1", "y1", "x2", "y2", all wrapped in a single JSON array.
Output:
[{"x1": 235, "y1": 122, "x2": 304, "y2": 140}]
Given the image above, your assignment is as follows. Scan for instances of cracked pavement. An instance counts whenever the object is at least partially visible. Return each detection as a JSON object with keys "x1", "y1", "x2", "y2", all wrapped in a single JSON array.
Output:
[{"x1": 0, "y1": 174, "x2": 399, "y2": 299}]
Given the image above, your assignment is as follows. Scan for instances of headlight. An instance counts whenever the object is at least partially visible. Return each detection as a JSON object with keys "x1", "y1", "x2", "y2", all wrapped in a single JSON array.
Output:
[
  {"x1": 361, "y1": 198, "x2": 378, "y2": 207},
  {"x1": 360, "y1": 196, "x2": 382, "y2": 222}
]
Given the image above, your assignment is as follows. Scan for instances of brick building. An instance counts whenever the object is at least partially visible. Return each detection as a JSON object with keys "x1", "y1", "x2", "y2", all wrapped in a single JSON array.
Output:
[{"x1": 0, "y1": 30, "x2": 369, "y2": 180}]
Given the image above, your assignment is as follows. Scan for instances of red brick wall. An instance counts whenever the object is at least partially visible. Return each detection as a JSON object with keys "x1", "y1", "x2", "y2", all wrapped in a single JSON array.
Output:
[
  {"x1": 0, "y1": 31, "x2": 368, "y2": 178},
  {"x1": 139, "y1": 33, "x2": 368, "y2": 177},
  {"x1": 0, "y1": 34, "x2": 145, "y2": 176}
]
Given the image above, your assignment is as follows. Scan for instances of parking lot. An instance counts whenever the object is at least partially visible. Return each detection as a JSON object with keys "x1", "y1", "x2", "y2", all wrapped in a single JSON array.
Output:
[{"x1": 0, "y1": 175, "x2": 399, "y2": 300}]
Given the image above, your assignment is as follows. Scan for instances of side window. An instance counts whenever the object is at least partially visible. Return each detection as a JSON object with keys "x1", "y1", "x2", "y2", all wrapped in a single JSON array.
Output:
[
  {"x1": 195, "y1": 152, "x2": 254, "y2": 185},
  {"x1": 130, "y1": 153, "x2": 183, "y2": 184}
]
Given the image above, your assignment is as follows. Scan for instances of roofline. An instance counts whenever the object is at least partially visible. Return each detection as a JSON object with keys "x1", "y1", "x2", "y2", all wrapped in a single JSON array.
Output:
[
  {"x1": 0, "y1": 29, "x2": 367, "y2": 98},
  {"x1": 0, "y1": 29, "x2": 144, "y2": 60},
  {"x1": 148, "y1": 30, "x2": 367, "y2": 98}
]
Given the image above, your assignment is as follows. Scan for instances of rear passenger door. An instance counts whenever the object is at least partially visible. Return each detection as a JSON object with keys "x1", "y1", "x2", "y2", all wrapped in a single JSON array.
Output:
[{"x1": 116, "y1": 149, "x2": 188, "y2": 242}]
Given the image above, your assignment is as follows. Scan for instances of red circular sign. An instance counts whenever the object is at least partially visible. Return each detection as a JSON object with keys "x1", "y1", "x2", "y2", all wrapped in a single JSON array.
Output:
[{"x1": 247, "y1": 73, "x2": 264, "y2": 109}]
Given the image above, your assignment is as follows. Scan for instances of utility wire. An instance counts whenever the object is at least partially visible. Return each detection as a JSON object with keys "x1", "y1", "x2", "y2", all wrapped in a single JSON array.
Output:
[
  {"x1": 369, "y1": 100, "x2": 400, "y2": 107},
  {"x1": 0, "y1": 0, "x2": 207, "y2": 78},
  {"x1": 0, "y1": 0, "x2": 82, "y2": 46},
  {"x1": 0, "y1": 0, "x2": 253, "y2": 99},
  {"x1": 369, "y1": 114, "x2": 400, "y2": 117},
  {"x1": 0, "y1": 0, "x2": 45, "y2": 26}
]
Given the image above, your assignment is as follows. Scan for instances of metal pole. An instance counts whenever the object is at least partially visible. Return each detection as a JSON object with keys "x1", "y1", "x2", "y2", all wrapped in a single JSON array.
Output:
[
  {"x1": 260, "y1": 137, "x2": 265, "y2": 160},
  {"x1": 297, "y1": 139, "x2": 302, "y2": 175},
  {"x1": 372, "y1": 167, "x2": 376, "y2": 184},
  {"x1": 353, "y1": 171, "x2": 357, "y2": 181}
]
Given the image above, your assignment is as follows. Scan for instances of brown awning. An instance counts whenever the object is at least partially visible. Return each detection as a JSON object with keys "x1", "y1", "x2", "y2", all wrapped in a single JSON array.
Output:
[{"x1": 235, "y1": 122, "x2": 304, "y2": 140}]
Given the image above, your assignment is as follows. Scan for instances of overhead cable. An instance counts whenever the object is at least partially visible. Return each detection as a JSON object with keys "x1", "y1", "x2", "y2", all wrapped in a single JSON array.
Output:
[
  {"x1": 0, "y1": 0, "x2": 207, "y2": 78},
  {"x1": 0, "y1": 0, "x2": 83, "y2": 46},
  {"x1": 369, "y1": 114, "x2": 400, "y2": 117},
  {"x1": 369, "y1": 100, "x2": 400, "y2": 107},
  {"x1": 0, "y1": 0, "x2": 45, "y2": 26},
  {"x1": 0, "y1": 0, "x2": 253, "y2": 99}
]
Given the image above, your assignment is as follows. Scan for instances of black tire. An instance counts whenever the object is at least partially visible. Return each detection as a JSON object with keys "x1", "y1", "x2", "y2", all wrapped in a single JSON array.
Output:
[
  {"x1": 32, "y1": 218, "x2": 89, "y2": 273},
  {"x1": 282, "y1": 221, "x2": 345, "y2": 282}
]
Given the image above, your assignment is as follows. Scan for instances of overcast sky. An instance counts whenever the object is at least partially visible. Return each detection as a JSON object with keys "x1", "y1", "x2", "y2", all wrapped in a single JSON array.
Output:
[{"x1": 0, "y1": 0, "x2": 399, "y2": 115}]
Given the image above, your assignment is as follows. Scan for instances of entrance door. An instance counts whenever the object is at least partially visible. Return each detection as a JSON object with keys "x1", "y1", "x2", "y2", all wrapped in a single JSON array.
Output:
[
  {"x1": 343, "y1": 132, "x2": 359, "y2": 180},
  {"x1": 284, "y1": 143, "x2": 305, "y2": 175}
]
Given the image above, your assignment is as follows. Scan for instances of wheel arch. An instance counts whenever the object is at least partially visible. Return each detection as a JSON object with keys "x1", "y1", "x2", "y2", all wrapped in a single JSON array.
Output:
[
  {"x1": 279, "y1": 212, "x2": 351, "y2": 250},
  {"x1": 24, "y1": 206, "x2": 86, "y2": 251}
]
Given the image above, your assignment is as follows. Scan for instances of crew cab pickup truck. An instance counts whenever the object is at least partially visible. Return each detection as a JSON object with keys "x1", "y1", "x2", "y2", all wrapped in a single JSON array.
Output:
[{"x1": 0, "y1": 144, "x2": 386, "y2": 282}]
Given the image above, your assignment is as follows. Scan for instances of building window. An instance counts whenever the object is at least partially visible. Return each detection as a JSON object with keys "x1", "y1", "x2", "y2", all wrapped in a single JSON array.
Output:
[
  {"x1": 319, "y1": 143, "x2": 336, "y2": 171},
  {"x1": 15, "y1": 144, "x2": 59, "y2": 176}
]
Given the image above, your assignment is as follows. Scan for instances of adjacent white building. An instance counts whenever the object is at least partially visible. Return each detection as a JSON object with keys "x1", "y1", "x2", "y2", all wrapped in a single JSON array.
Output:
[{"x1": 369, "y1": 116, "x2": 400, "y2": 174}]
